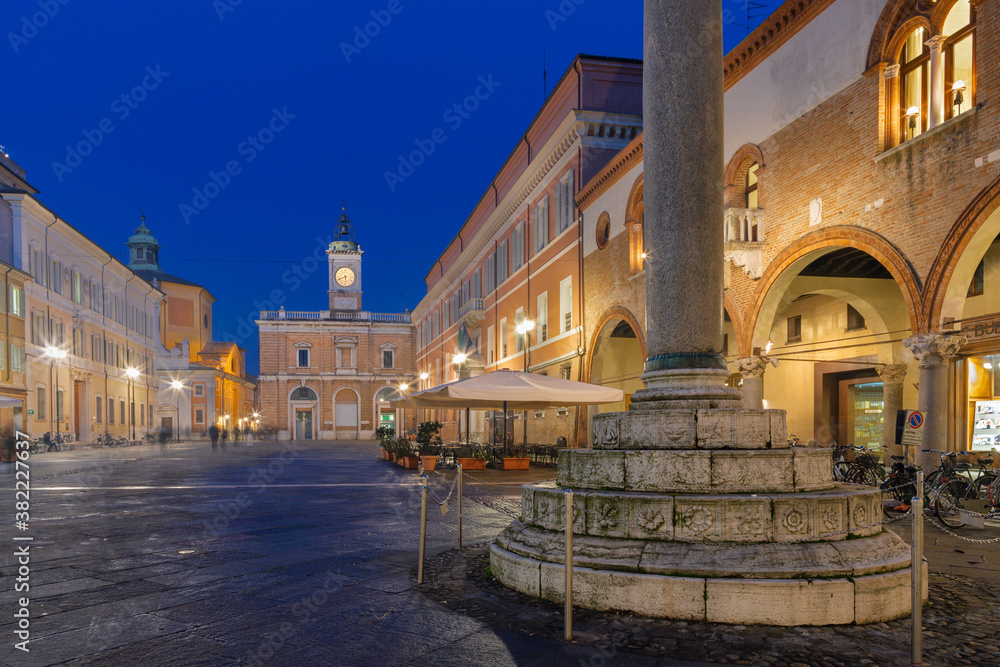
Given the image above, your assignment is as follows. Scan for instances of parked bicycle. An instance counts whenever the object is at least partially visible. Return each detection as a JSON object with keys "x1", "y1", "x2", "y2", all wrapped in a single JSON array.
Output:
[
  {"x1": 832, "y1": 445, "x2": 886, "y2": 486},
  {"x1": 934, "y1": 451, "x2": 1000, "y2": 528}
]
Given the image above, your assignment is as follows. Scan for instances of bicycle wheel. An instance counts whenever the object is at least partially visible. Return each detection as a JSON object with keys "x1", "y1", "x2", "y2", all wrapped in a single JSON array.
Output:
[
  {"x1": 935, "y1": 479, "x2": 973, "y2": 529},
  {"x1": 975, "y1": 473, "x2": 997, "y2": 500}
]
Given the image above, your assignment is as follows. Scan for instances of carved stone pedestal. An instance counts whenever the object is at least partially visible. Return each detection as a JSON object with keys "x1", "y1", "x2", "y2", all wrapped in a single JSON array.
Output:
[{"x1": 490, "y1": 408, "x2": 922, "y2": 625}]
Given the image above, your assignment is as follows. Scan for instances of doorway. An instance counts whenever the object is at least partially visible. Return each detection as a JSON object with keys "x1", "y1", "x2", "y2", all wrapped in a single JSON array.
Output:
[{"x1": 295, "y1": 409, "x2": 313, "y2": 440}]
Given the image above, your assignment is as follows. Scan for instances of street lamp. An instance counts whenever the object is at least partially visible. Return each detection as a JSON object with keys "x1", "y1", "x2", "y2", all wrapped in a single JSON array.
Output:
[
  {"x1": 515, "y1": 319, "x2": 535, "y2": 448},
  {"x1": 44, "y1": 347, "x2": 67, "y2": 442},
  {"x1": 126, "y1": 368, "x2": 139, "y2": 441},
  {"x1": 905, "y1": 106, "x2": 919, "y2": 140},
  {"x1": 170, "y1": 380, "x2": 184, "y2": 442}
]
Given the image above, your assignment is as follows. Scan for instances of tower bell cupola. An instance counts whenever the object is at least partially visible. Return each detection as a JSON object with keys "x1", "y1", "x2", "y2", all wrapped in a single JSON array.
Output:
[
  {"x1": 327, "y1": 203, "x2": 364, "y2": 312},
  {"x1": 126, "y1": 213, "x2": 161, "y2": 271}
]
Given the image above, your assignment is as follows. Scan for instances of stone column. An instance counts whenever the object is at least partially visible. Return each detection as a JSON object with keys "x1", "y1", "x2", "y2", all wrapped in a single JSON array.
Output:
[
  {"x1": 903, "y1": 334, "x2": 967, "y2": 470},
  {"x1": 631, "y1": 0, "x2": 741, "y2": 410},
  {"x1": 736, "y1": 357, "x2": 768, "y2": 410},
  {"x1": 926, "y1": 35, "x2": 948, "y2": 129},
  {"x1": 876, "y1": 364, "x2": 907, "y2": 462}
]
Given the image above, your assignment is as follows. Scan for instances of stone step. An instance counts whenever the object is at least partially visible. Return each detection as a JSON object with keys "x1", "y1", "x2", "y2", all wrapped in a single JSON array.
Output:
[
  {"x1": 557, "y1": 447, "x2": 835, "y2": 493},
  {"x1": 593, "y1": 408, "x2": 788, "y2": 450},
  {"x1": 521, "y1": 481, "x2": 883, "y2": 543},
  {"x1": 495, "y1": 521, "x2": 910, "y2": 579}
]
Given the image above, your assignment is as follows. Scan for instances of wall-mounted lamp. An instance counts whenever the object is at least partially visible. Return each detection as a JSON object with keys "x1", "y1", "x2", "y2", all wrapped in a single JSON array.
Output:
[
  {"x1": 905, "y1": 106, "x2": 920, "y2": 140},
  {"x1": 952, "y1": 80, "x2": 966, "y2": 115}
]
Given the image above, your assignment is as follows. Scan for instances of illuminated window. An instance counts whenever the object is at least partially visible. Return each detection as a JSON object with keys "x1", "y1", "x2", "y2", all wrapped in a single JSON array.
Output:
[
  {"x1": 787, "y1": 315, "x2": 802, "y2": 344},
  {"x1": 899, "y1": 28, "x2": 929, "y2": 140},
  {"x1": 944, "y1": 0, "x2": 975, "y2": 118}
]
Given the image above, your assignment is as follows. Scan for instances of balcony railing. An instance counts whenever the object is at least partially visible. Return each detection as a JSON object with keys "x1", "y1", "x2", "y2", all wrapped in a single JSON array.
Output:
[
  {"x1": 259, "y1": 309, "x2": 411, "y2": 323},
  {"x1": 725, "y1": 207, "x2": 764, "y2": 244},
  {"x1": 458, "y1": 298, "x2": 484, "y2": 319}
]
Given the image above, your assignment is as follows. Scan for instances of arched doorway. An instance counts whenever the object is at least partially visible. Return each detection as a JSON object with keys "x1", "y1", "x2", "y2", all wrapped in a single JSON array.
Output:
[
  {"x1": 334, "y1": 388, "x2": 360, "y2": 440},
  {"x1": 589, "y1": 312, "x2": 646, "y2": 414},
  {"x1": 374, "y1": 386, "x2": 401, "y2": 437},
  {"x1": 927, "y1": 201, "x2": 1000, "y2": 452},
  {"x1": 747, "y1": 240, "x2": 916, "y2": 450},
  {"x1": 288, "y1": 386, "x2": 317, "y2": 441}
]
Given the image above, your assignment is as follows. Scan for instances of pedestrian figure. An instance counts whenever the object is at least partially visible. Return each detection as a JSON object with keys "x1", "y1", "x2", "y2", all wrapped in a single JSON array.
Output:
[
  {"x1": 221, "y1": 429, "x2": 228, "y2": 448},
  {"x1": 233, "y1": 426, "x2": 241, "y2": 442},
  {"x1": 209, "y1": 424, "x2": 219, "y2": 449},
  {"x1": 43, "y1": 431, "x2": 58, "y2": 452}
]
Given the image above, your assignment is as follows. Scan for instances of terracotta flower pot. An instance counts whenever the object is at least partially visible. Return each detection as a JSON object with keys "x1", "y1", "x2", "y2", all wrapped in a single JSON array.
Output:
[
  {"x1": 457, "y1": 457, "x2": 486, "y2": 471},
  {"x1": 401, "y1": 456, "x2": 420, "y2": 470},
  {"x1": 420, "y1": 455, "x2": 438, "y2": 472},
  {"x1": 502, "y1": 457, "x2": 530, "y2": 470}
]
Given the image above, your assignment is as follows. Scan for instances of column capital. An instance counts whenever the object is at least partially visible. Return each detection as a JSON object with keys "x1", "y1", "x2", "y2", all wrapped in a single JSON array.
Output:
[
  {"x1": 736, "y1": 356, "x2": 768, "y2": 379},
  {"x1": 876, "y1": 363, "x2": 907, "y2": 384},
  {"x1": 925, "y1": 34, "x2": 948, "y2": 51},
  {"x1": 884, "y1": 64, "x2": 900, "y2": 79},
  {"x1": 903, "y1": 333, "x2": 967, "y2": 368}
]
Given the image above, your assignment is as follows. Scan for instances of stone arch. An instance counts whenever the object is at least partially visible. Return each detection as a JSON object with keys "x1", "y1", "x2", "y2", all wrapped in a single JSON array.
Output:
[
  {"x1": 743, "y1": 226, "x2": 923, "y2": 352},
  {"x1": 288, "y1": 385, "x2": 318, "y2": 401},
  {"x1": 725, "y1": 144, "x2": 765, "y2": 211},
  {"x1": 867, "y1": 0, "x2": 936, "y2": 70},
  {"x1": 924, "y1": 172, "x2": 1000, "y2": 329},
  {"x1": 930, "y1": 0, "x2": 973, "y2": 35},
  {"x1": 584, "y1": 306, "x2": 646, "y2": 384}
]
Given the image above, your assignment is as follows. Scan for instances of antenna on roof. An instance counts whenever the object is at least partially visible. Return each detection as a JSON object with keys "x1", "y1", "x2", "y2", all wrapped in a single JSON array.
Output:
[
  {"x1": 740, "y1": 1, "x2": 769, "y2": 36},
  {"x1": 543, "y1": 49, "x2": 548, "y2": 101}
]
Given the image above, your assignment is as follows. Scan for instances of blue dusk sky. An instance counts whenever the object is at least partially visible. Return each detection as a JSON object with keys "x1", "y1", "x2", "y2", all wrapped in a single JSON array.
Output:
[{"x1": 1, "y1": 0, "x2": 779, "y2": 374}]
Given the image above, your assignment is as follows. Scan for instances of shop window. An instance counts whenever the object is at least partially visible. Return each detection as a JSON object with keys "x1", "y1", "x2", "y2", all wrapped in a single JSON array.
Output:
[
  {"x1": 846, "y1": 304, "x2": 867, "y2": 332},
  {"x1": 944, "y1": 0, "x2": 975, "y2": 119},
  {"x1": 968, "y1": 259, "x2": 984, "y2": 296},
  {"x1": 899, "y1": 28, "x2": 929, "y2": 140},
  {"x1": 787, "y1": 315, "x2": 802, "y2": 343}
]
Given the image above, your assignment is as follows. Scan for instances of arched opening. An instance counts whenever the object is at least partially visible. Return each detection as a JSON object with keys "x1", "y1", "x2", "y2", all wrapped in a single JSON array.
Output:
[
  {"x1": 288, "y1": 386, "x2": 317, "y2": 441},
  {"x1": 626, "y1": 176, "x2": 644, "y2": 275},
  {"x1": 590, "y1": 316, "x2": 645, "y2": 414},
  {"x1": 749, "y1": 245, "x2": 914, "y2": 449},
  {"x1": 934, "y1": 204, "x2": 1000, "y2": 452},
  {"x1": 374, "y1": 385, "x2": 401, "y2": 438},
  {"x1": 334, "y1": 388, "x2": 359, "y2": 441}
]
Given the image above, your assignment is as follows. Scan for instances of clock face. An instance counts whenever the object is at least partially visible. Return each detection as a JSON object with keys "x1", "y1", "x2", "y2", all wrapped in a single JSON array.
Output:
[{"x1": 335, "y1": 267, "x2": 356, "y2": 287}]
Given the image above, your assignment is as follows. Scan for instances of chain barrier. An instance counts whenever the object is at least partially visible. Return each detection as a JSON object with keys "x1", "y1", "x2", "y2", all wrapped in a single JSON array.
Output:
[{"x1": 925, "y1": 515, "x2": 1000, "y2": 543}]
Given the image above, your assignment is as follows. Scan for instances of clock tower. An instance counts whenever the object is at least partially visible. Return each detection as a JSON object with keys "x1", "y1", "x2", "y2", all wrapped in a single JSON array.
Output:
[{"x1": 327, "y1": 206, "x2": 363, "y2": 312}]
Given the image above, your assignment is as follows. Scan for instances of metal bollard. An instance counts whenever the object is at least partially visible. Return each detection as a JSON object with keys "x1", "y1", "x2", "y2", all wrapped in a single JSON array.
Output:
[
  {"x1": 912, "y1": 469, "x2": 923, "y2": 665},
  {"x1": 418, "y1": 475, "x2": 428, "y2": 585},
  {"x1": 457, "y1": 464, "x2": 463, "y2": 549},
  {"x1": 565, "y1": 489, "x2": 573, "y2": 642}
]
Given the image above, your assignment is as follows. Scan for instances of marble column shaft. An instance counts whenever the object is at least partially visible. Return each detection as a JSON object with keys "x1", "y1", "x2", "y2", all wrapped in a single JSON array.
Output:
[
  {"x1": 903, "y1": 334, "x2": 967, "y2": 470},
  {"x1": 641, "y1": 0, "x2": 725, "y2": 371},
  {"x1": 876, "y1": 364, "x2": 907, "y2": 462},
  {"x1": 736, "y1": 356, "x2": 768, "y2": 410}
]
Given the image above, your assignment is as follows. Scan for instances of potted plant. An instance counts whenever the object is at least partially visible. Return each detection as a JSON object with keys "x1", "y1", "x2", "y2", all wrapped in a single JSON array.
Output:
[
  {"x1": 457, "y1": 445, "x2": 488, "y2": 471},
  {"x1": 503, "y1": 443, "x2": 530, "y2": 470},
  {"x1": 396, "y1": 437, "x2": 420, "y2": 469},
  {"x1": 416, "y1": 421, "x2": 444, "y2": 472},
  {"x1": 375, "y1": 424, "x2": 395, "y2": 460}
]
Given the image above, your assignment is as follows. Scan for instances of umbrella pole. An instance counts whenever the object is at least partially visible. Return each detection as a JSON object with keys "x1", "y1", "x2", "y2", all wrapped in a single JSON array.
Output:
[
  {"x1": 465, "y1": 407, "x2": 470, "y2": 444},
  {"x1": 503, "y1": 401, "x2": 508, "y2": 457}
]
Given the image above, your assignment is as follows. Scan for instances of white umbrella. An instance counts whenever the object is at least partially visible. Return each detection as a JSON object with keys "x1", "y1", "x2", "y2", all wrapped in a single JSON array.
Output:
[{"x1": 394, "y1": 369, "x2": 623, "y2": 448}]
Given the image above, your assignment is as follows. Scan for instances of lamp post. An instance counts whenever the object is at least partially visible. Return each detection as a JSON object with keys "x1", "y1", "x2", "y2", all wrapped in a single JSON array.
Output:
[
  {"x1": 418, "y1": 372, "x2": 429, "y2": 437},
  {"x1": 399, "y1": 382, "x2": 408, "y2": 439},
  {"x1": 453, "y1": 353, "x2": 470, "y2": 443},
  {"x1": 170, "y1": 380, "x2": 184, "y2": 442},
  {"x1": 515, "y1": 319, "x2": 535, "y2": 448},
  {"x1": 126, "y1": 368, "x2": 139, "y2": 442},
  {"x1": 44, "y1": 346, "x2": 67, "y2": 442}
]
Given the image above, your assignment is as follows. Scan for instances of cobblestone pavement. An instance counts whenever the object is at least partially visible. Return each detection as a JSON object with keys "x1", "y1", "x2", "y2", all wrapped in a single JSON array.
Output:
[{"x1": 0, "y1": 440, "x2": 997, "y2": 665}]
